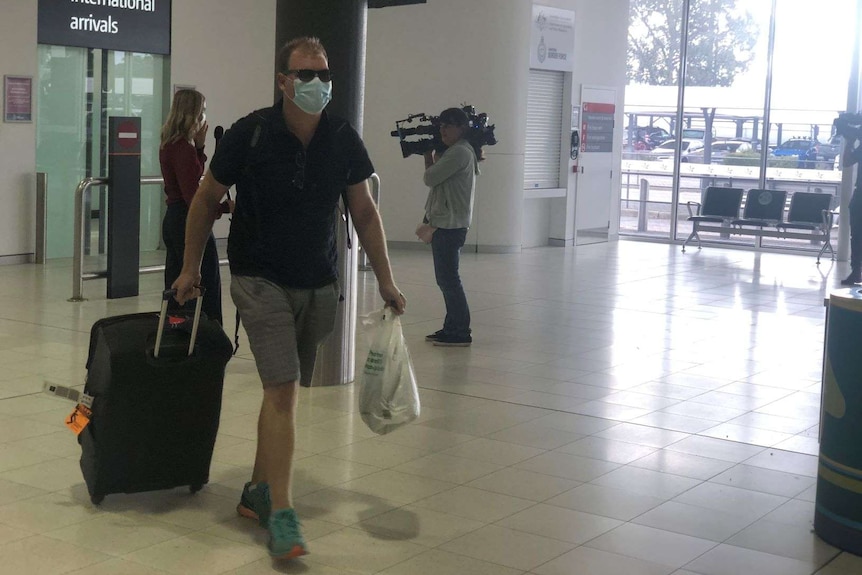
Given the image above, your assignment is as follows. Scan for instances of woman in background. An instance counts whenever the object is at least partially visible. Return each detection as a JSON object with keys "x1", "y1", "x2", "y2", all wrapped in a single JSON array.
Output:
[{"x1": 159, "y1": 89, "x2": 230, "y2": 323}]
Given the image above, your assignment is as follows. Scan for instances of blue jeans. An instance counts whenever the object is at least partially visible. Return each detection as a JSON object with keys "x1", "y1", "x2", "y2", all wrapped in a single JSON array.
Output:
[{"x1": 431, "y1": 228, "x2": 470, "y2": 337}]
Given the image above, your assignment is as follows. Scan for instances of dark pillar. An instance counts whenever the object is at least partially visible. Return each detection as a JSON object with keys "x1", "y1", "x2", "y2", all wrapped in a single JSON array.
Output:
[
  {"x1": 276, "y1": 1, "x2": 368, "y2": 386},
  {"x1": 106, "y1": 117, "x2": 141, "y2": 299},
  {"x1": 275, "y1": 0, "x2": 368, "y2": 133}
]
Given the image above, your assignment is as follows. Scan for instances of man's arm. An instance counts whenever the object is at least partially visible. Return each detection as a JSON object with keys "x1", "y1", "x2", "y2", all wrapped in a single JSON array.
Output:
[
  {"x1": 345, "y1": 180, "x2": 406, "y2": 314},
  {"x1": 172, "y1": 170, "x2": 229, "y2": 304}
]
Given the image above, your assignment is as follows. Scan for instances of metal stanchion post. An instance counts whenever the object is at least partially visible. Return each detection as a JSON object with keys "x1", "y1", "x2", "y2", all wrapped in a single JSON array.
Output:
[
  {"x1": 35, "y1": 173, "x2": 47, "y2": 264},
  {"x1": 637, "y1": 178, "x2": 649, "y2": 232}
]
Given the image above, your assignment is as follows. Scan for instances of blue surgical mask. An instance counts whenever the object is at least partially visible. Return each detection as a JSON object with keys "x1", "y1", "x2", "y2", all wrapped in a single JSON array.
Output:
[{"x1": 290, "y1": 78, "x2": 332, "y2": 115}]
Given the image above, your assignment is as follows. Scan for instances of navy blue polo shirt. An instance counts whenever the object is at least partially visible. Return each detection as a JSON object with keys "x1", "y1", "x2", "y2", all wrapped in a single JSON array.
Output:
[{"x1": 210, "y1": 102, "x2": 374, "y2": 289}]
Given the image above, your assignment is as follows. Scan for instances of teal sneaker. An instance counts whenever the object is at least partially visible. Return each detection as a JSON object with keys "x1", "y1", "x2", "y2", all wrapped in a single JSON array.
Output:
[
  {"x1": 236, "y1": 482, "x2": 271, "y2": 528},
  {"x1": 268, "y1": 508, "x2": 308, "y2": 559}
]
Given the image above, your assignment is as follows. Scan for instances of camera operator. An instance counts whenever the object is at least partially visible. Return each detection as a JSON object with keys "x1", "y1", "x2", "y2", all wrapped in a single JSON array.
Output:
[
  {"x1": 418, "y1": 108, "x2": 481, "y2": 347},
  {"x1": 842, "y1": 132, "x2": 862, "y2": 285}
]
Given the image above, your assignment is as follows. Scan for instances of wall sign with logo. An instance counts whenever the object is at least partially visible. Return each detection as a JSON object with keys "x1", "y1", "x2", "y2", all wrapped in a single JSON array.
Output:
[
  {"x1": 4, "y1": 76, "x2": 33, "y2": 123},
  {"x1": 530, "y1": 4, "x2": 575, "y2": 72},
  {"x1": 581, "y1": 102, "x2": 615, "y2": 153},
  {"x1": 38, "y1": 0, "x2": 172, "y2": 55}
]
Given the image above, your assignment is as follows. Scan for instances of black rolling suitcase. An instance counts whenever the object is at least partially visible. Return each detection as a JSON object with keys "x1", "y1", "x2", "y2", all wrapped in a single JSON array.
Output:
[{"x1": 79, "y1": 290, "x2": 233, "y2": 505}]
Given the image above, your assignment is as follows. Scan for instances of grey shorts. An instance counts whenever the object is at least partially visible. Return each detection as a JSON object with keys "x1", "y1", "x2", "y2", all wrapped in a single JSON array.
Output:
[{"x1": 230, "y1": 275, "x2": 339, "y2": 387}]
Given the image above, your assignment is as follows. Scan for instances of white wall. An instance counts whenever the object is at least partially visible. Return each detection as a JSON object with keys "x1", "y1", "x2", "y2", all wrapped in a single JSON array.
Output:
[
  {"x1": 572, "y1": 0, "x2": 629, "y2": 241},
  {"x1": 365, "y1": 0, "x2": 531, "y2": 253},
  {"x1": 0, "y1": 1, "x2": 38, "y2": 262},
  {"x1": 157, "y1": 0, "x2": 277, "y2": 240},
  {"x1": 365, "y1": 0, "x2": 628, "y2": 251},
  {"x1": 545, "y1": 0, "x2": 629, "y2": 246}
]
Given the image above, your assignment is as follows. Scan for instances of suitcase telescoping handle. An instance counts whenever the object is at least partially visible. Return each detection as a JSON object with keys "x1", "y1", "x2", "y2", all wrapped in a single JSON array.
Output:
[{"x1": 154, "y1": 287, "x2": 206, "y2": 359}]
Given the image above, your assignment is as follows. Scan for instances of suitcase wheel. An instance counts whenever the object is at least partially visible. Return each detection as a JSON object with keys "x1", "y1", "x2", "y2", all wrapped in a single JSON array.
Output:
[
  {"x1": 190, "y1": 484, "x2": 203, "y2": 494},
  {"x1": 91, "y1": 494, "x2": 105, "y2": 505}
]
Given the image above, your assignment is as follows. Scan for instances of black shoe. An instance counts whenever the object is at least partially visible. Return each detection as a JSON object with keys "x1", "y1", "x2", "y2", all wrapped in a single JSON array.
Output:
[
  {"x1": 841, "y1": 272, "x2": 862, "y2": 286},
  {"x1": 425, "y1": 330, "x2": 445, "y2": 342},
  {"x1": 433, "y1": 334, "x2": 472, "y2": 347}
]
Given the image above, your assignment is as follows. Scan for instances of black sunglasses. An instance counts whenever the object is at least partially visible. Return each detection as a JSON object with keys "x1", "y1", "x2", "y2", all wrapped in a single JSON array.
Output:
[
  {"x1": 286, "y1": 69, "x2": 332, "y2": 83},
  {"x1": 292, "y1": 151, "x2": 306, "y2": 190}
]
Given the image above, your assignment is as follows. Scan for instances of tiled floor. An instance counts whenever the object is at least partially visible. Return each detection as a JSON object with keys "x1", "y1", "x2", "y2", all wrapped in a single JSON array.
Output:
[{"x1": 0, "y1": 240, "x2": 860, "y2": 574}]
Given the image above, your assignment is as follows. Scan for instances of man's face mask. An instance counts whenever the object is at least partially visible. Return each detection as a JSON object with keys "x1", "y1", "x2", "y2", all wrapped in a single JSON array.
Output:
[{"x1": 290, "y1": 77, "x2": 332, "y2": 115}]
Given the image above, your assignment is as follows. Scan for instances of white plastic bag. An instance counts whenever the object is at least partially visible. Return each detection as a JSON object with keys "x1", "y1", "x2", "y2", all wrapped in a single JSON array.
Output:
[{"x1": 359, "y1": 308, "x2": 420, "y2": 434}]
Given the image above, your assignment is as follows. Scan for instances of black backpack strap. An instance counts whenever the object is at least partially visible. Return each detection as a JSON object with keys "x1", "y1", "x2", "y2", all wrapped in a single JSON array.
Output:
[
  {"x1": 233, "y1": 308, "x2": 241, "y2": 356},
  {"x1": 230, "y1": 111, "x2": 269, "y2": 357},
  {"x1": 331, "y1": 119, "x2": 353, "y2": 251},
  {"x1": 341, "y1": 189, "x2": 352, "y2": 250}
]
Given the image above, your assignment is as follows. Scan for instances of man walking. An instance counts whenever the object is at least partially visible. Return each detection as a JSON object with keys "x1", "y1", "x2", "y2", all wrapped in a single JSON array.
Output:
[{"x1": 172, "y1": 37, "x2": 406, "y2": 559}]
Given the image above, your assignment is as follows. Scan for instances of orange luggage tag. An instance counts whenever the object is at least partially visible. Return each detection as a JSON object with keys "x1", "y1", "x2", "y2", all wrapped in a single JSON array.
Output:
[{"x1": 65, "y1": 404, "x2": 92, "y2": 435}]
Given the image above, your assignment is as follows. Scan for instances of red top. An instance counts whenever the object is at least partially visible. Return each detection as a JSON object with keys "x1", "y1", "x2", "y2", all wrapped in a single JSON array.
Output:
[{"x1": 159, "y1": 138, "x2": 206, "y2": 207}]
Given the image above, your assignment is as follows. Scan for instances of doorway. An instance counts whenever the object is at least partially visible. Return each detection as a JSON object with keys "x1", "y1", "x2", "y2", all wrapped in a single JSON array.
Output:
[
  {"x1": 576, "y1": 86, "x2": 617, "y2": 245},
  {"x1": 35, "y1": 45, "x2": 168, "y2": 259}
]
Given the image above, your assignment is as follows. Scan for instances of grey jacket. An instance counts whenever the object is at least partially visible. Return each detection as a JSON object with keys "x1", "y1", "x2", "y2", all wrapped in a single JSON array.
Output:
[{"x1": 423, "y1": 139, "x2": 479, "y2": 229}]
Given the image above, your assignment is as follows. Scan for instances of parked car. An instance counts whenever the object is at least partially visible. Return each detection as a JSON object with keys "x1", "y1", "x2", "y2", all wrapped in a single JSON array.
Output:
[
  {"x1": 626, "y1": 126, "x2": 672, "y2": 150},
  {"x1": 819, "y1": 134, "x2": 843, "y2": 164},
  {"x1": 680, "y1": 128, "x2": 715, "y2": 141},
  {"x1": 687, "y1": 139, "x2": 753, "y2": 163},
  {"x1": 771, "y1": 137, "x2": 822, "y2": 169},
  {"x1": 649, "y1": 139, "x2": 704, "y2": 162}
]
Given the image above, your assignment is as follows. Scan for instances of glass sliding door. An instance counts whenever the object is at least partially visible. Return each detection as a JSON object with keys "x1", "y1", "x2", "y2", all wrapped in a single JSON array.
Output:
[
  {"x1": 36, "y1": 46, "x2": 88, "y2": 259},
  {"x1": 106, "y1": 50, "x2": 167, "y2": 253},
  {"x1": 36, "y1": 45, "x2": 167, "y2": 259}
]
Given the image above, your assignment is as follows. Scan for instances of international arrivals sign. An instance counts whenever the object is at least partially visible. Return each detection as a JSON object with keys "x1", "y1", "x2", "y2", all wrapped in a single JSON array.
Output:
[{"x1": 38, "y1": 0, "x2": 172, "y2": 55}]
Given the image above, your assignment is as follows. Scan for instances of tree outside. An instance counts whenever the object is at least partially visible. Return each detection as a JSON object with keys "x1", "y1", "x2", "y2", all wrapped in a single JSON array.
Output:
[{"x1": 628, "y1": 0, "x2": 759, "y2": 87}]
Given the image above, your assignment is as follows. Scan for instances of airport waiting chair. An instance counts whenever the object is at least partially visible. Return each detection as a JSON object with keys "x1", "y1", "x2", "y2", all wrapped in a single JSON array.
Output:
[
  {"x1": 682, "y1": 186, "x2": 744, "y2": 252},
  {"x1": 776, "y1": 192, "x2": 835, "y2": 263},
  {"x1": 732, "y1": 189, "x2": 788, "y2": 228}
]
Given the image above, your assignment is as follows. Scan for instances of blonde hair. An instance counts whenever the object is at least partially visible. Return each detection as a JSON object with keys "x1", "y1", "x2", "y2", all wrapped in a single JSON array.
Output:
[
  {"x1": 160, "y1": 89, "x2": 205, "y2": 148},
  {"x1": 276, "y1": 37, "x2": 328, "y2": 74}
]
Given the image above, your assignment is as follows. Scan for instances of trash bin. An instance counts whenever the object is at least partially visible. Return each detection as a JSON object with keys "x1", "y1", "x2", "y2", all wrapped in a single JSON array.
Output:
[{"x1": 815, "y1": 287, "x2": 862, "y2": 554}]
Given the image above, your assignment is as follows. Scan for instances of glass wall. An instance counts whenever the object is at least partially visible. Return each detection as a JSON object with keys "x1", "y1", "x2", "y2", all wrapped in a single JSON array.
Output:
[
  {"x1": 675, "y1": 0, "x2": 769, "y2": 243},
  {"x1": 36, "y1": 46, "x2": 167, "y2": 259},
  {"x1": 622, "y1": 0, "x2": 857, "y2": 254},
  {"x1": 621, "y1": 0, "x2": 683, "y2": 239},
  {"x1": 36, "y1": 46, "x2": 87, "y2": 260}
]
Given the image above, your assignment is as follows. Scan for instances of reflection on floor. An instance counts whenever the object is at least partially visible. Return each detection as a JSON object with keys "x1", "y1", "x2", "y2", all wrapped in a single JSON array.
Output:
[{"x1": 0, "y1": 241, "x2": 858, "y2": 574}]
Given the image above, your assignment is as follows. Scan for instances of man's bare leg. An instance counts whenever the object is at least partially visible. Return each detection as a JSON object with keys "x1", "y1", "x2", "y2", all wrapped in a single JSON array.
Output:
[
  {"x1": 247, "y1": 380, "x2": 307, "y2": 558},
  {"x1": 254, "y1": 381, "x2": 299, "y2": 510}
]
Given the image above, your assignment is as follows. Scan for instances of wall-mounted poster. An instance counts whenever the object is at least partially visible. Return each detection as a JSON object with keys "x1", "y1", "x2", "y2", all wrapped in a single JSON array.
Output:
[
  {"x1": 4, "y1": 76, "x2": 33, "y2": 123},
  {"x1": 530, "y1": 4, "x2": 575, "y2": 72}
]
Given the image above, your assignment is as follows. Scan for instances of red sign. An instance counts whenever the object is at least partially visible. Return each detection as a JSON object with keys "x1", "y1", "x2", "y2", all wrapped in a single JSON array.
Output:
[
  {"x1": 582, "y1": 102, "x2": 616, "y2": 114},
  {"x1": 117, "y1": 120, "x2": 140, "y2": 149}
]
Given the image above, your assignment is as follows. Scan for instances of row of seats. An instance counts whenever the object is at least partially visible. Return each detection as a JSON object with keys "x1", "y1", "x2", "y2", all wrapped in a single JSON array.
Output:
[{"x1": 682, "y1": 187, "x2": 835, "y2": 262}]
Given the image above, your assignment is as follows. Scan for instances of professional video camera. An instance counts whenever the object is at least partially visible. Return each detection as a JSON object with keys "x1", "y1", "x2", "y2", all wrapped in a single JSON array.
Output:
[
  {"x1": 834, "y1": 112, "x2": 862, "y2": 140},
  {"x1": 389, "y1": 105, "x2": 498, "y2": 158}
]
